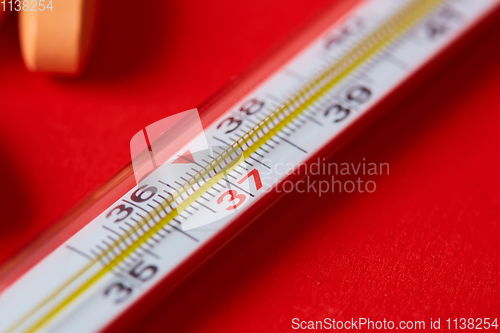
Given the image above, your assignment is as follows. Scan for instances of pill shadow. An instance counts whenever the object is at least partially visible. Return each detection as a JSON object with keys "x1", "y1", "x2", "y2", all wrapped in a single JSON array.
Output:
[
  {"x1": 83, "y1": 0, "x2": 172, "y2": 81},
  {"x1": 0, "y1": 139, "x2": 33, "y2": 238},
  {"x1": 0, "y1": 12, "x2": 20, "y2": 69}
]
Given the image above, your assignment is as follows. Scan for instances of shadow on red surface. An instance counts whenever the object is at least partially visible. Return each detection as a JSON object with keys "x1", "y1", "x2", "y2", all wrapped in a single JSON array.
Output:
[{"x1": 84, "y1": 0, "x2": 173, "y2": 81}]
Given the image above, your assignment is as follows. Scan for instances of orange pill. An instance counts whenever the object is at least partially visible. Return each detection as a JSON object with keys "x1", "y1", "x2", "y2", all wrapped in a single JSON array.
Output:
[{"x1": 19, "y1": 0, "x2": 97, "y2": 75}]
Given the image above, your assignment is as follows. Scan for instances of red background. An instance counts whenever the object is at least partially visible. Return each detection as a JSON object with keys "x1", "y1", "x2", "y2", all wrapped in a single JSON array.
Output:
[{"x1": 0, "y1": 0, "x2": 499, "y2": 331}]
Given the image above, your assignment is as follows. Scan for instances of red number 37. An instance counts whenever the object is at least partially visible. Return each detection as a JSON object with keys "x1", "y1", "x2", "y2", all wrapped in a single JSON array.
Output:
[{"x1": 217, "y1": 169, "x2": 262, "y2": 211}]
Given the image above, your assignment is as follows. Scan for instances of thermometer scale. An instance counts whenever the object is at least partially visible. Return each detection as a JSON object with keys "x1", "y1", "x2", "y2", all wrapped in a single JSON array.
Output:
[{"x1": 0, "y1": 0, "x2": 498, "y2": 331}]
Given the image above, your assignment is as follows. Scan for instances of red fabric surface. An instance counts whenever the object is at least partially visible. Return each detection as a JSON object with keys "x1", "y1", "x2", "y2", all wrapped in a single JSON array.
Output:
[{"x1": 0, "y1": 0, "x2": 499, "y2": 332}]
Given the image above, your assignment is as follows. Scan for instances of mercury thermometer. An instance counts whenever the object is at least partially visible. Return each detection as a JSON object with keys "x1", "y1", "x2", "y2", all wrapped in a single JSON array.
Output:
[{"x1": 0, "y1": 0, "x2": 498, "y2": 331}]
